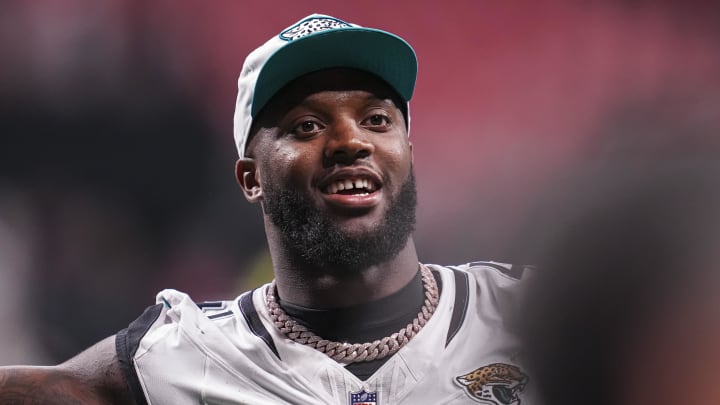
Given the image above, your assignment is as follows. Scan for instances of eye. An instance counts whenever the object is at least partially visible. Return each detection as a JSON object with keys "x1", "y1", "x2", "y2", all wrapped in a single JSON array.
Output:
[
  {"x1": 291, "y1": 120, "x2": 323, "y2": 138},
  {"x1": 362, "y1": 114, "x2": 391, "y2": 128}
]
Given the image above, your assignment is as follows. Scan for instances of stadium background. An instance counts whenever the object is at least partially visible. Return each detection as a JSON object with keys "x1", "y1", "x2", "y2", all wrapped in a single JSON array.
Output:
[{"x1": 1, "y1": 0, "x2": 718, "y2": 364}]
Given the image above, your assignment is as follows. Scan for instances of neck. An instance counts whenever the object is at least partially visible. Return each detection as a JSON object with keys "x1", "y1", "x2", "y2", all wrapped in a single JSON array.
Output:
[{"x1": 265, "y1": 228, "x2": 420, "y2": 308}]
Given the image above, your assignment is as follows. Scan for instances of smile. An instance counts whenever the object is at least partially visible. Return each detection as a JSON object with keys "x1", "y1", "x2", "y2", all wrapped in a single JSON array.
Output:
[
  {"x1": 318, "y1": 171, "x2": 383, "y2": 210},
  {"x1": 322, "y1": 177, "x2": 378, "y2": 195}
]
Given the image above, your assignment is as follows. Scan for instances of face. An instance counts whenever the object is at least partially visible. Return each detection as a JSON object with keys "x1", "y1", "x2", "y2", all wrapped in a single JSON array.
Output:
[{"x1": 239, "y1": 68, "x2": 416, "y2": 270}]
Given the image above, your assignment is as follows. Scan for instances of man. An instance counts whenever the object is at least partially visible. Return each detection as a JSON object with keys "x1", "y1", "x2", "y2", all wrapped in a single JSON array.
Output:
[{"x1": 0, "y1": 14, "x2": 532, "y2": 404}]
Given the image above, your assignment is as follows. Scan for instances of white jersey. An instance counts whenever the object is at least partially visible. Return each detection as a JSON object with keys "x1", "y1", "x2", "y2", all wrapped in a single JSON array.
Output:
[{"x1": 116, "y1": 262, "x2": 535, "y2": 405}]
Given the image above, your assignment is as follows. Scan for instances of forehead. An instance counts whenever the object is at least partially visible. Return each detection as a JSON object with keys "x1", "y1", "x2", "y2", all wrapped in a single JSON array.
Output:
[{"x1": 253, "y1": 68, "x2": 405, "y2": 125}]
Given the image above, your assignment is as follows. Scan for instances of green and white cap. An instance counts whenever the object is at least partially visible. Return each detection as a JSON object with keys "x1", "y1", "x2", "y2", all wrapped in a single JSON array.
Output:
[{"x1": 233, "y1": 13, "x2": 418, "y2": 158}]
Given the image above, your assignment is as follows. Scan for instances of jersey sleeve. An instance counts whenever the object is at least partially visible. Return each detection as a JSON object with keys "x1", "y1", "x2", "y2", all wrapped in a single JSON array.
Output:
[
  {"x1": 115, "y1": 303, "x2": 163, "y2": 405},
  {"x1": 460, "y1": 261, "x2": 535, "y2": 335}
]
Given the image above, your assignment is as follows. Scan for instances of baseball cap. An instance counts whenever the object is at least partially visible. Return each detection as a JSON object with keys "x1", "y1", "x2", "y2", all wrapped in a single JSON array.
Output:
[{"x1": 233, "y1": 13, "x2": 418, "y2": 158}]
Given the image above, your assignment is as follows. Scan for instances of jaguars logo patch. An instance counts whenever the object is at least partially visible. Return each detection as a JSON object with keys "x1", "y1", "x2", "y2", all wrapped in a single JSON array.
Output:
[
  {"x1": 280, "y1": 16, "x2": 352, "y2": 41},
  {"x1": 455, "y1": 363, "x2": 528, "y2": 405}
]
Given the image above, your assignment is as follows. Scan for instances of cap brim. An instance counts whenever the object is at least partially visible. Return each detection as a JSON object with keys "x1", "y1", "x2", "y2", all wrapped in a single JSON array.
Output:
[{"x1": 251, "y1": 27, "x2": 417, "y2": 117}]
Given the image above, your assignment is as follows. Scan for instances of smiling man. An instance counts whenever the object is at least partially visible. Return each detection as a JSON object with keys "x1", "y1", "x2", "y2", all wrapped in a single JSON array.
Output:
[{"x1": 0, "y1": 14, "x2": 533, "y2": 404}]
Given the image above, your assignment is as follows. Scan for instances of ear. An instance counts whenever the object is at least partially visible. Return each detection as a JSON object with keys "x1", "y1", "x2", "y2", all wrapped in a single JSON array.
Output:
[{"x1": 235, "y1": 158, "x2": 263, "y2": 203}]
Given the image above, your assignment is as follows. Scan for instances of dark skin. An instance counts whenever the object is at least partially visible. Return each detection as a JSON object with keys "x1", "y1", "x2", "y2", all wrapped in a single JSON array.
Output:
[
  {"x1": 0, "y1": 336, "x2": 133, "y2": 404},
  {"x1": 0, "y1": 68, "x2": 418, "y2": 402},
  {"x1": 236, "y1": 68, "x2": 418, "y2": 308}
]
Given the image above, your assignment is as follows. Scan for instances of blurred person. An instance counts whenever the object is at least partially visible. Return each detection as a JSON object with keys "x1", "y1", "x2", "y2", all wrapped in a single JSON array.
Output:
[
  {"x1": 520, "y1": 164, "x2": 720, "y2": 405},
  {"x1": 0, "y1": 14, "x2": 534, "y2": 404}
]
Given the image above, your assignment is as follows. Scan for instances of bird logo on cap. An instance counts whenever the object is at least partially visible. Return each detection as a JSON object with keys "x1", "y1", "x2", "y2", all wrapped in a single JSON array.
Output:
[{"x1": 280, "y1": 16, "x2": 353, "y2": 41}]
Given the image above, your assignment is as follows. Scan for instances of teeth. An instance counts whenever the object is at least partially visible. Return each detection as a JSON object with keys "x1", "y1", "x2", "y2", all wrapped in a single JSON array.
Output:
[{"x1": 324, "y1": 178, "x2": 378, "y2": 194}]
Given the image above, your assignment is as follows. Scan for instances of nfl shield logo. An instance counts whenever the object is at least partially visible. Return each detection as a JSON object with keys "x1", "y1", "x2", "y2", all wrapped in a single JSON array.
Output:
[{"x1": 349, "y1": 389, "x2": 378, "y2": 405}]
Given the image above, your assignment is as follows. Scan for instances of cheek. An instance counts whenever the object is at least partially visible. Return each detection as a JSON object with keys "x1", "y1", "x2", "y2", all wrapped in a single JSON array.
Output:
[
  {"x1": 380, "y1": 140, "x2": 413, "y2": 176},
  {"x1": 262, "y1": 143, "x2": 317, "y2": 185}
]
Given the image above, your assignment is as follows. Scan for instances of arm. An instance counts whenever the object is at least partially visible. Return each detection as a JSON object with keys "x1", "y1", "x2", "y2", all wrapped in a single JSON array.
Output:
[{"x1": 0, "y1": 335, "x2": 135, "y2": 405}]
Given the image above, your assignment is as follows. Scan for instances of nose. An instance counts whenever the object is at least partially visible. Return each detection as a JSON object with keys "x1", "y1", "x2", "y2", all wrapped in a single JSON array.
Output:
[{"x1": 323, "y1": 119, "x2": 374, "y2": 166}]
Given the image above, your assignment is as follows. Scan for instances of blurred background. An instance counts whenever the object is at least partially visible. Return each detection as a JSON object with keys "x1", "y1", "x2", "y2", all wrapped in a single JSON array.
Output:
[{"x1": 1, "y1": 0, "x2": 719, "y2": 364}]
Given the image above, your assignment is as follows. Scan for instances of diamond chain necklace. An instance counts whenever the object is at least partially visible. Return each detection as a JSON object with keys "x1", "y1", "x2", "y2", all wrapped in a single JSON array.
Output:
[{"x1": 266, "y1": 264, "x2": 440, "y2": 363}]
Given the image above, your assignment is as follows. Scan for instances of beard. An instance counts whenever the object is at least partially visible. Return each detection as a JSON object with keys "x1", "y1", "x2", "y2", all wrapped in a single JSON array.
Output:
[{"x1": 262, "y1": 169, "x2": 417, "y2": 271}]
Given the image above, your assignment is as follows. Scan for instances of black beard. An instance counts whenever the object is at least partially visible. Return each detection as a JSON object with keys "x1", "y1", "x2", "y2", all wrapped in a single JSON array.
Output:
[{"x1": 263, "y1": 169, "x2": 417, "y2": 271}]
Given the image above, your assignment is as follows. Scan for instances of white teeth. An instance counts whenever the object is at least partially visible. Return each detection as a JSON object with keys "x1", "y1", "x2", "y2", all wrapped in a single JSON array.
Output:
[{"x1": 324, "y1": 178, "x2": 378, "y2": 194}]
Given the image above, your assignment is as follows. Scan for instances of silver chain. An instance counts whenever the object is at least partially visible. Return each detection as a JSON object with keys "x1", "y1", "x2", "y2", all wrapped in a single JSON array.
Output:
[{"x1": 266, "y1": 264, "x2": 440, "y2": 363}]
